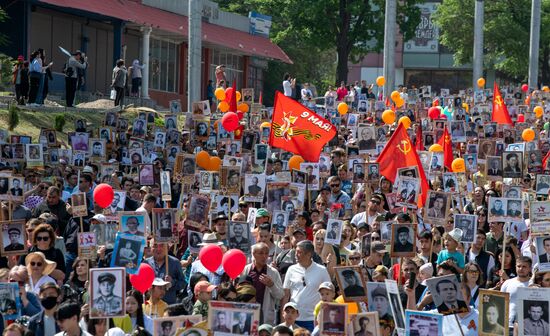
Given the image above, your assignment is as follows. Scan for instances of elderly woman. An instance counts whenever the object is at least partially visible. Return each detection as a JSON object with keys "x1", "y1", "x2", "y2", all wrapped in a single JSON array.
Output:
[
  {"x1": 6, "y1": 265, "x2": 41, "y2": 316},
  {"x1": 25, "y1": 251, "x2": 56, "y2": 295},
  {"x1": 19, "y1": 223, "x2": 65, "y2": 283}
]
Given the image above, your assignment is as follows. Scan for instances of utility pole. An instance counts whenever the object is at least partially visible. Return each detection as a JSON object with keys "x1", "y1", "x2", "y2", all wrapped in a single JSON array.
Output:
[
  {"x1": 528, "y1": 0, "x2": 541, "y2": 90},
  {"x1": 383, "y1": 0, "x2": 397, "y2": 97},
  {"x1": 472, "y1": 0, "x2": 484, "y2": 88},
  {"x1": 188, "y1": 0, "x2": 202, "y2": 112}
]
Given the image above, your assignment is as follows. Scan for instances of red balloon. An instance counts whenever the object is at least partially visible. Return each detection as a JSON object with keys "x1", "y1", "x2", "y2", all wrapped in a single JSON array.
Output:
[
  {"x1": 225, "y1": 87, "x2": 234, "y2": 102},
  {"x1": 517, "y1": 114, "x2": 525, "y2": 122},
  {"x1": 440, "y1": 114, "x2": 447, "y2": 120},
  {"x1": 222, "y1": 249, "x2": 247, "y2": 279},
  {"x1": 199, "y1": 244, "x2": 223, "y2": 273},
  {"x1": 522, "y1": 84, "x2": 529, "y2": 92},
  {"x1": 222, "y1": 112, "x2": 240, "y2": 132},
  {"x1": 93, "y1": 183, "x2": 114, "y2": 208},
  {"x1": 428, "y1": 107, "x2": 440, "y2": 120},
  {"x1": 237, "y1": 110, "x2": 244, "y2": 120},
  {"x1": 129, "y1": 263, "x2": 155, "y2": 294}
]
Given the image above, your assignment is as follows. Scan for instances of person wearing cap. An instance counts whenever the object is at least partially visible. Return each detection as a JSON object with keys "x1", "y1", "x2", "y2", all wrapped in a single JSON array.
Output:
[
  {"x1": 92, "y1": 272, "x2": 123, "y2": 316},
  {"x1": 393, "y1": 226, "x2": 414, "y2": 253},
  {"x1": 278, "y1": 302, "x2": 300, "y2": 330},
  {"x1": 256, "y1": 208, "x2": 271, "y2": 226},
  {"x1": 436, "y1": 228, "x2": 465, "y2": 273},
  {"x1": 341, "y1": 269, "x2": 366, "y2": 297},
  {"x1": 144, "y1": 239, "x2": 184, "y2": 305},
  {"x1": 282, "y1": 240, "x2": 331, "y2": 331},
  {"x1": 313, "y1": 281, "x2": 336, "y2": 323},
  {"x1": 258, "y1": 323, "x2": 273, "y2": 336},
  {"x1": 5, "y1": 227, "x2": 24, "y2": 251},
  {"x1": 143, "y1": 277, "x2": 170, "y2": 318},
  {"x1": 239, "y1": 243, "x2": 283, "y2": 325},
  {"x1": 192, "y1": 280, "x2": 216, "y2": 318},
  {"x1": 362, "y1": 242, "x2": 388, "y2": 281},
  {"x1": 351, "y1": 194, "x2": 382, "y2": 227}
]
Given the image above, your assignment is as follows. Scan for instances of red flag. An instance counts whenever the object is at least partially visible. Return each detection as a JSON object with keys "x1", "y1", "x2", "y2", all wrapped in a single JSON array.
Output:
[
  {"x1": 229, "y1": 80, "x2": 238, "y2": 113},
  {"x1": 416, "y1": 124, "x2": 423, "y2": 151},
  {"x1": 492, "y1": 82, "x2": 513, "y2": 125},
  {"x1": 376, "y1": 123, "x2": 429, "y2": 207},
  {"x1": 437, "y1": 125, "x2": 454, "y2": 171},
  {"x1": 259, "y1": 91, "x2": 263, "y2": 105},
  {"x1": 268, "y1": 91, "x2": 336, "y2": 162},
  {"x1": 543, "y1": 150, "x2": 550, "y2": 170}
]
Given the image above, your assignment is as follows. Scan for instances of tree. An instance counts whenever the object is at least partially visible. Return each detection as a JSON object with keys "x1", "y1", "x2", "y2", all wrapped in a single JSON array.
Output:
[{"x1": 434, "y1": 0, "x2": 550, "y2": 83}]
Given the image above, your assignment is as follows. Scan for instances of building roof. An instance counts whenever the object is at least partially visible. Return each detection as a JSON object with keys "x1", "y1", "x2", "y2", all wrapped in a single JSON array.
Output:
[{"x1": 38, "y1": 0, "x2": 292, "y2": 64}]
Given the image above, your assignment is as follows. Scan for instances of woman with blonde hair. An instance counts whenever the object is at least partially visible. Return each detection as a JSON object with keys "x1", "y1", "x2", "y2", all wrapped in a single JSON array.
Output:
[{"x1": 24, "y1": 251, "x2": 56, "y2": 294}]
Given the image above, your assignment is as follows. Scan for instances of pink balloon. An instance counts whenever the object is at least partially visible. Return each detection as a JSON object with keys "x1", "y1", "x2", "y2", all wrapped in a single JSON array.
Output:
[
  {"x1": 222, "y1": 112, "x2": 240, "y2": 132},
  {"x1": 199, "y1": 244, "x2": 223, "y2": 273},
  {"x1": 93, "y1": 183, "x2": 114, "y2": 208},
  {"x1": 129, "y1": 263, "x2": 155, "y2": 294},
  {"x1": 222, "y1": 249, "x2": 247, "y2": 279}
]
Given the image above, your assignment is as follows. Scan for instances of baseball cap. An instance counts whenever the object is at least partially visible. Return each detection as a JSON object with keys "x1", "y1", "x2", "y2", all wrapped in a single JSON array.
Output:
[
  {"x1": 258, "y1": 324, "x2": 273, "y2": 334},
  {"x1": 152, "y1": 278, "x2": 170, "y2": 287},
  {"x1": 292, "y1": 228, "x2": 306, "y2": 236},
  {"x1": 194, "y1": 280, "x2": 216, "y2": 294},
  {"x1": 91, "y1": 214, "x2": 106, "y2": 223},
  {"x1": 256, "y1": 208, "x2": 269, "y2": 218},
  {"x1": 82, "y1": 165, "x2": 93, "y2": 174},
  {"x1": 283, "y1": 302, "x2": 299, "y2": 311},
  {"x1": 318, "y1": 281, "x2": 335, "y2": 292},
  {"x1": 371, "y1": 242, "x2": 387, "y2": 254},
  {"x1": 356, "y1": 222, "x2": 368, "y2": 230}
]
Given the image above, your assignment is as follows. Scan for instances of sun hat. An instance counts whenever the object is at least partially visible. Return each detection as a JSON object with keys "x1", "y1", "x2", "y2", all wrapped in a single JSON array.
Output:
[
  {"x1": 197, "y1": 232, "x2": 223, "y2": 246},
  {"x1": 448, "y1": 228, "x2": 463, "y2": 243},
  {"x1": 25, "y1": 252, "x2": 56, "y2": 276}
]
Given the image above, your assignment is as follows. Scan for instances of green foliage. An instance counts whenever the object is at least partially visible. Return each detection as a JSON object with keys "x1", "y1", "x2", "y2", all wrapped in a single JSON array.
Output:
[
  {"x1": 0, "y1": 7, "x2": 8, "y2": 47},
  {"x1": 54, "y1": 114, "x2": 66, "y2": 132},
  {"x1": 154, "y1": 117, "x2": 165, "y2": 127},
  {"x1": 0, "y1": 54, "x2": 13, "y2": 90},
  {"x1": 7, "y1": 104, "x2": 19, "y2": 131},
  {"x1": 434, "y1": 0, "x2": 550, "y2": 81}
]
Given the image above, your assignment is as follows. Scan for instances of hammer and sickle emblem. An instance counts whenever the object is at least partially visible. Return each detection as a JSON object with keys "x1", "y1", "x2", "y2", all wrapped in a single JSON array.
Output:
[
  {"x1": 397, "y1": 140, "x2": 411, "y2": 155},
  {"x1": 495, "y1": 96, "x2": 503, "y2": 106},
  {"x1": 445, "y1": 135, "x2": 451, "y2": 144}
]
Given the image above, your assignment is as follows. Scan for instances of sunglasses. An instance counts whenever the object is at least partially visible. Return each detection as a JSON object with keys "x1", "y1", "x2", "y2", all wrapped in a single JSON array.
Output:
[
  {"x1": 330, "y1": 184, "x2": 340, "y2": 188},
  {"x1": 36, "y1": 236, "x2": 50, "y2": 242},
  {"x1": 349, "y1": 256, "x2": 361, "y2": 260},
  {"x1": 30, "y1": 261, "x2": 43, "y2": 267}
]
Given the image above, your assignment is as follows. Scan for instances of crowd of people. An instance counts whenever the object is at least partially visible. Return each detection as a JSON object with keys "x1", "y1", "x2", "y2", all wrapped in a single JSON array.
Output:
[{"x1": 3, "y1": 60, "x2": 550, "y2": 336}]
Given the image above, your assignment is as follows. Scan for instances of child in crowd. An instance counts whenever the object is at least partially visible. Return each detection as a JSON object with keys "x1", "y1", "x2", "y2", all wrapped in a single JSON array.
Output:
[
  {"x1": 192, "y1": 280, "x2": 216, "y2": 319},
  {"x1": 313, "y1": 281, "x2": 336, "y2": 325},
  {"x1": 278, "y1": 302, "x2": 300, "y2": 330},
  {"x1": 436, "y1": 228, "x2": 465, "y2": 273}
]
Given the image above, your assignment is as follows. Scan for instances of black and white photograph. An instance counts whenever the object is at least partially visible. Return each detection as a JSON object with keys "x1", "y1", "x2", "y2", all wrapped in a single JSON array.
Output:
[
  {"x1": 227, "y1": 221, "x2": 251, "y2": 256},
  {"x1": 188, "y1": 230, "x2": 203, "y2": 253},
  {"x1": 244, "y1": 174, "x2": 266, "y2": 202},
  {"x1": 517, "y1": 287, "x2": 550, "y2": 336},
  {"x1": 89, "y1": 267, "x2": 125, "y2": 318},
  {"x1": 164, "y1": 114, "x2": 177, "y2": 130},
  {"x1": 358, "y1": 100, "x2": 368, "y2": 113},
  {"x1": 0, "y1": 282, "x2": 20, "y2": 320},
  {"x1": 453, "y1": 214, "x2": 478, "y2": 243},
  {"x1": 153, "y1": 208, "x2": 176, "y2": 243},
  {"x1": 271, "y1": 210, "x2": 288, "y2": 235},
  {"x1": 536, "y1": 174, "x2": 550, "y2": 195},
  {"x1": 291, "y1": 169, "x2": 307, "y2": 187},
  {"x1": 119, "y1": 212, "x2": 146, "y2": 236},
  {"x1": 138, "y1": 163, "x2": 155, "y2": 186},
  {"x1": 425, "y1": 274, "x2": 470, "y2": 315},
  {"x1": 110, "y1": 233, "x2": 145, "y2": 274},
  {"x1": 107, "y1": 191, "x2": 126, "y2": 214},
  {"x1": 154, "y1": 316, "x2": 203, "y2": 336},
  {"x1": 429, "y1": 152, "x2": 443, "y2": 174},
  {"x1": 8, "y1": 177, "x2": 24, "y2": 198},
  {"x1": 506, "y1": 199, "x2": 523, "y2": 220},
  {"x1": 352, "y1": 162, "x2": 367, "y2": 183},
  {"x1": 366, "y1": 282, "x2": 393, "y2": 323},
  {"x1": 90, "y1": 217, "x2": 118, "y2": 250},
  {"x1": 25, "y1": 144, "x2": 43, "y2": 165},
  {"x1": 485, "y1": 156, "x2": 503, "y2": 179},
  {"x1": 351, "y1": 312, "x2": 380, "y2": 336},
  {"x1": 478, "y1": 139, "x2": 496, "y2": 161},
  {"x1": 215, "y1": 195, "x2": 238, "y2": 218},
  {"x1": 423, "y1": 132, "x2": 435, "y2": 148},
  {"x1": 367, "y1": 163, "x2": 380, "y2": 182},
  {"x1": 199, "y1": 171, "x2": 212, "y2": 192},
  {"x1": 385, "y1": 280, "x2": 405, "y2": 330},
  {"x1": 325, "y1": 219, "x2": 344, "y2": 245},
  {"x1": 418, "y1": 151, "x2": 432, "y2": 172},
  {"x1": 442, "y1": 173, "x2": 459, "y2": 193},
  {"x1": 0, "y1": 220, "x2": 26, "y2": 255},
  {"x1": 89, "y1": 138, "x2": 106, "y2": 159},
  {"x1": 450, "y1": 120, "x2": 466, "y2": 142},
  {"x1": 320, "y1": 303, "x2": 347, "y2": 336},
  {"x1": 502, "y1": 151, "x2": 523, "y2": 178},
  {"x1": 181, "y1": 155, "x2": 196, "y2": 176},
  {"x1": 132, "y1": 119, "x2": 147, "y2": 137},
  {"x1": 405, "y1": 310, "x2": 443, "y2": 336},
  {"x1": 390, "y1": 223, "x2": 417, "y2": 257},
  {"x1": 154, "y1": 131, "x2": 166, "y2": 148},
  {"x1": 222, "y1": 167, "x2": 241, "y2": 194},
  {"x1": 535, "y1": 235, "x2": 550, "y2": 272},
  {"x1": 169, "y1": 99, "x2": 182, "y2": 113},
  {"x1": 104, "y1": 111, "x2": 118, "y2": 127},
  {"x1": 194, "y1": 119, "x2": 209, "y2": 139},
  {"x1": 488, "y1": 197, "x2": 507, "y2": 221},
  {"x1": 160, "y1": 170, "x2": 171, "y2": 201},
  {"x1": 208, "y1": 301, "x2": 261, "y2": 336},
  {"x1": 255, "y1": 143, "x2": 268, "y2": 162},
  {"x1": 242, "y1": 132, "x2": 256, "y2": 152},
  {"x1": 357, "y1": 126, "x2": 376, "y2": 152},
  {"x1": 425, "y1": 191, "x2": 450, "y2": 223},
  {"x1": 300, "y1": 163, "x2": 320, "y2": 189},
  {"x1": 74, "y1": 119, "x2": 87, "y2": 132},
  {"x1": 186, "y1": 194, "x2": 211, "y2": 229},
  {"x1": 484, "y1": 123, "x2": 497, "y2": 138},
  {"x1": 334, "y1": 266, "x2": 367, "y2": 302},
  {"x1": 506, "y1": 142, "x2": 525, "y2": 152},
  {"x1": 242, "y1": 88, "x2": 254, "y2": 104},
  {"x1": 395, "y1": 177, "x2": 420, "y2": 207},
  {"x1": 43, "y1": 129, "x2": 57, "y2": 146},
  {"x1": 71, "y1": 192, "x2": 88, "y2": 217},
  {"x1": 528, "y1": 150, "x2": 543, "y2": 173},
  {"x1": 478, "y1": 289, "x2": 509, "y2": 336}
]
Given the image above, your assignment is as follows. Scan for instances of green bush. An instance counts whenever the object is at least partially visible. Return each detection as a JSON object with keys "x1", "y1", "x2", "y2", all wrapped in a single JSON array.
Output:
[
  {"x1": 7, "y1": 103, "x2": 19, "y2": 131},
  {"x1": 54, "y1": 113, "x2": 66, "y2": 132}
]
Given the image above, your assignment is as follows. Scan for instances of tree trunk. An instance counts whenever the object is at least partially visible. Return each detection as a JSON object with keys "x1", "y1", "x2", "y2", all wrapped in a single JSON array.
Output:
[
  {"x1": 541, "y1": 45, "x2": 550, "y2": 85},
  {"x1": 335, "y1": 0, "x2": 350, "y2": 85},
  {"x1": 336, "y1": 43, "x2": 350, "y2": 85}
]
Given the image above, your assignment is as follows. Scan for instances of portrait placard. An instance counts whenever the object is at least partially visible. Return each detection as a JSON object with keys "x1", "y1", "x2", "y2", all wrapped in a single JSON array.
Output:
[
  {"x1": 334, "y1": 266, "x2": 367, "y2": 302},
  {"x1": 227, "y1": 221, "x2": 251, "y2": 256},
  {"x1": 89, "y1": 267, "x2": 125, "y2": 318},
  {"x1": 90, "y1": 217, "x2": 118, "y2": 249},
  {"x1": 119, "y1": 212, "x2": 147, "y2": 236},
  {"x1": 385, "y1": 279, "x2": 406, "y2": 330},
  {"x1": 405, "y1": 310, "x2": 443, "y2": 336},
  {"x1": 207, "y1": 301, "x2": 260, "y2": 335},
  {"x1": 78, "y1": 232, "x2": 97, "y2": 259},
  {"x1": 153, "y1": 315, "x2": 203, "y2": 336},
  {"x1": 319, "y1": 302, "x2": 348, "y2": 336},
  {"x1": 110, "y1": 232, "x2": 146, "y2": 274},
  {"x1": 390, "y1": 223, "x2": 417, "y2": 258},
  {"x1": 0, "y1": 282, "x2": 21, "y2": 320},
  {"x1": 425, "y1": 274, "x2": 469, "y2": 315},
  {"x1": 0, "y1": 220, "x2": 26, "y2": 256},
  {"x1": 425, "y1": 191, "x2": 450, "y2": 225},
  {"x1": 153, "y1": 208, "x2": 177, "y2": 243},
  {"x1": 535, "y1": 235, "x2": 550, "y2": 272},
  {"x1": 453, "y1": 214, "x2": 478, "y2": 243},
  {"x1": 517, "y1": 287, "x2": 550, "y2": 336},
  {"x1": 271, "y1": 210, "x2": 288, "y2": 235},
  {"x1": 478, "y1": 289, "x2": 509, "y2": 336},
  {"x1": 325, "y1": 219, "x2": 344, "y2": 246},
  {"x1": 186, "y1": 194, "x2": 211, "y2": 229},
  {"x1": 71, "y1": 192, "x2": 88, "y2": 217},
  {"x1": 160, "y1": 170, "x2": 172, "y2": 201},
  {"x1": 350, "y1": 312, "x2": 380, "y2": 336}
]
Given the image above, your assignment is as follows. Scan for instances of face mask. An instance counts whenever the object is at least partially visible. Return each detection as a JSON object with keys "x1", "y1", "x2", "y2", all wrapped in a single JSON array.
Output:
[{"x1": 40, "y1": 296, "x2": 58, "y2": 310}]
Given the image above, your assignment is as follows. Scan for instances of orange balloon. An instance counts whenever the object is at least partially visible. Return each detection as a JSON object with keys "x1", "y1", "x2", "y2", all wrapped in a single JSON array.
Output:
[
  {"x1": 395, "y1": 97, "x2": 405, "y2": 108},
  {"x1": 376, "y1": 76, "x2": 385, "y2": 87},
  {"x1": 207, "y1": 156, "x2": 221, "y2": 171},
  {"x1": 398, "y1": 116, "x2": 411, "y2": 129},
  {"x1": 214, "y1": 88, "x2": 226, "y2": 101},
  {"x1": 218, "y1": 101, "x2": 230, "y2": 113},
  {"x1": 236, "y1": 91, "x2": 242, "y2": 102},
  {"x1": 543, "y1": 86, "x2": 550, "y2": 93},
  {"x1": 288, "y1": 155, "x2": 304, "y2": 171},
  {"x1": 390, "y1": 91, "x2": 400, "y2": 102},
  {"x1": 477, "y1": 77, "x2": 486, "y2": 88},
  {"x1": 382, "y1": 110, "x2": 396, "y2": 125},
  {"x1": 522, "y1": 128, "x2": 535, "y2": 142},
  {"x1": 451, "y1": 158, "x2": 465, "y2": 173},
  {"x1": 429, "y1": 144, "x2": 443, "y2": 152},
  {"x1": 196, "y1": 151, "x2": 210, "y2": 169},
  {"x1": 260, "y1": 122, "x2": 271, "y2": 129},
  {"x1": 534, "y1": 106, "x2": 544, "y2": 118},
  {"x1": 238, "y1": 103, "x2": 249, "y2": 113},
  {"x1": 337, "y1": 102, "x2": 348, "y2": 115}
]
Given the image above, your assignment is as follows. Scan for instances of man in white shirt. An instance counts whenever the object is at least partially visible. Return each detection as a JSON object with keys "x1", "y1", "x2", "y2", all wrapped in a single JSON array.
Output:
[
  {"x1": 282, "y1": 240, "x2": 330, "y2": 332},
  {"x1": 501, "y1": 256, "x2": 532, "y2": 328},
  {"x1": 283, "y1": 73, "x2": 294, "y2": 97},
  {"x1": 351, "y1": 195, "x2": 382, "y2": 227}
]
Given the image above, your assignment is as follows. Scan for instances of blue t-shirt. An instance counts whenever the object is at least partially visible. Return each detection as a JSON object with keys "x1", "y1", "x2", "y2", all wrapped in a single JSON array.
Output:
[{"x1": 436, "y1": 249, "x2": 465, "y2": 269}]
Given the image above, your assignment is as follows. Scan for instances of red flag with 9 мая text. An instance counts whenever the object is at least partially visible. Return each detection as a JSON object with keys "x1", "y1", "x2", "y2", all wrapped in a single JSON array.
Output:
[{"x1": 268, "y1": 91, "x2": 336, "y2": 162}]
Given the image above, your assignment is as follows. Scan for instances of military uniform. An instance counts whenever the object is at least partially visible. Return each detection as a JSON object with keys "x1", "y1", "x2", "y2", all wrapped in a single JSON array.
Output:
[{"x1": 93, "y1": 273, "x2": 123, "y2": 316}]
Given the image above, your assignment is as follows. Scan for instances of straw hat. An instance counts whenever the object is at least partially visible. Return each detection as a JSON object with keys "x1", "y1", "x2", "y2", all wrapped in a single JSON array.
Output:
[{"x1": 25, "y1": 251, "x2": 57, "y2": 276}]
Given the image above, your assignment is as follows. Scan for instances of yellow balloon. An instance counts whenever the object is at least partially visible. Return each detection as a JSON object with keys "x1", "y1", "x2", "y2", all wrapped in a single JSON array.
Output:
[
  {"x1": 381, "y1": 110, "x2": 396, "y2": 125},
  {"x1": 218, "y1": 101, "x2": 229, "y2": 113},
  {"x1": 543, "y1": 86, "x2": 550, "y2": 93},
  {"x1": 260, "y1": 122, "x2": 271, "y2": 129},
  {"x1": 376, "y1": 76, "x2": 385, "y2": 86},
  {"x1": 395, "y1": 97, "x2": 405, "y2": 108},
  {"x1": 522, "y1": 128, "x2": 535, "y2": 142},
  {"x1": 429, "y1": 144, "x2": 443, "y2": 152},
  {"x1": 462, "y1": 102, "x2": 469, "y2": 113},
  {"x1": 534, "y1": 106, "x2": 544, "y2": 118},
  {"x1": 337, "y1": 102, "x2": 349, "y2": 115},
  {"x1": 236, "y1": 91, "x2": 242, "y2": 102},
  {"x1": 398, "y1": 116, "x2": 411, "y2": 129},
  {"x1": 451, "y1": 158, "x2": 466, "y2": 173},
  {"x1": 214, "y1": 88, "x2": 226, "y2": 101},
  {"x1": 390, "y1": 91, "x2": 400, "y2": 102},
  {"x1": 477, "y1": 77, "x2": 486, "y2": 88},
  {"x1": 238, "y1": 103, "x2": 249, "y2": 113}
]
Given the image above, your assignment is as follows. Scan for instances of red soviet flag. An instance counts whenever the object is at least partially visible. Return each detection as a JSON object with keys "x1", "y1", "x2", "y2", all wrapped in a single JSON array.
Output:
[
  {"x1": 268, "y1": 91, "x2": 336, "y2": 162},
  {"x1": 437, "y1": 125, "x2": 454, "y2": 171},
  {"x1": 376, "y1": 123, "x2": 429, "y2": 207},
  {"x1": 415, "y1": 124, "x2": 423, "y2": 151},
  {"x1": 492, "y1": 82, "x2": 513, "y2": 125}
]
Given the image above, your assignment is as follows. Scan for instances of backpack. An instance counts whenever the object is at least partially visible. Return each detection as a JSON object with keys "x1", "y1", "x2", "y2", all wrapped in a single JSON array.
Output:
[{"x1": 63, "y1": 62, "x2": 74, "y2": 77}]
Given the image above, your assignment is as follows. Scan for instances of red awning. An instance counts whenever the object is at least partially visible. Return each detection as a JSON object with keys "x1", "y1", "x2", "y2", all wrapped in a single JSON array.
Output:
[{"x1": 38, "y1": 0, "x2": 292, "y2": 64}]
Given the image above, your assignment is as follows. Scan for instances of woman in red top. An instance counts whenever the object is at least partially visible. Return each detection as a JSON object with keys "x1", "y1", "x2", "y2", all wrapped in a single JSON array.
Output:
[{"x1": 336, "y1": 81, "x2": 348, "y2": 101}]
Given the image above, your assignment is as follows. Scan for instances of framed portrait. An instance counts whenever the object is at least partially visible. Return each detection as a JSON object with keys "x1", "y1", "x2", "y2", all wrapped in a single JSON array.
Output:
[
  {"x1": 241, "y1": 132, "x2": 257, "y2": 152},
  {"x1": 138, "y1": 164, "x2": 155, "y2": 186},
  {"x1": 450, "y1": 212, "x2": 477, "y2": 242},
  {"x1": 169, "y1": 99, "x2": 182, "y2": 113},
  {"x1": 214, "y1": 195, "x2": 238, "y2": 219},
  {"x1": 89, "y1": 267, "x2": 125, "y2": 318},
  {"x1": 502, "y1": 151, "x2": 523, "y2": 178},
  {"x1": 291, "y1": 169, "x2": 307, "y2": 186},
  {"x1": 300, "y1": 163, "x2": 320, "y2": 190},
  {"x1": 271, "y1": 210, "x2": 288, "y2": 235},
  {"x1": 71, "y1": 192, "x2": 88, "y2": 217},
  {"x1": 366, "y1": 282, "x2": 393, "y2": 323},
  {"x1": 8, "y1": 176, "x2": 24, "y2": 199},
  {"x1": 160, "y1": 171, "x2": 172, "y2": 201},
  {"x1": 152, "y1": 208, "x2": 177, "y2": 243},
  {"x1": 385, "y1": 279, "x2": 406, "y2": 330},
  {"x1": 25, "y1": 143, "x2": 43, "y2": 162},
  {"x1": 0, "y1": 220, "x2": 26, "y2": 256},
  {"x1": 208, "y1": 301, "x2": 260, "y2": 335},
  {"x1": 255, "y1": 143, "x2": 268, "y2": 162},
  {"x1": 425, "y1": 274, "x2": 470, "y2": 315},
  {"x1": 319, "y1": 302, "x2": 348, "y2": 336},
  {"x1": 350, "y1": 312, "x2": 380, "y2": 336},
  {"x1": 535, "y1": 174, "x2": 550, "y2": 195},
  {"x1": 110, "y1": 232, "x2": 146, "y2": 274},
  {"x1": 366, "y1": 163, "x2": 380, "y2": 182},
  {"x1": 484, "y1": 123, "x2": 497, "y2": 138},
  {"x1": 222, "y1": 167, "x2": 241, "y2": 194},
  {"x1": 78, "y1": 232, "x2": 97, "y2": 259},
  {"x1": 352, "y1": 162, "x2": 367, "y2": 183},
  {"x1": 266, "y1": 182, "x2": 291, "y2": 214},
  {"x1": 485, "y1": 156, "x2": 503, "y2": 180},
  {"x1": 535, "y1": 235, "x2": 550, "y2": 272},
  {"x1": 506, "y1": 143, "x2": 525, "y2": 152},
  {"x1": 527, "y1": 150, "x2": 543, "y2": 173},
  {"x1": 450, "y1": 120, "x2": 466, "y2": 142},
  {"x1": 227, "y1": 221, "x2": 251, "y2": 256},
  {"x1": 186, "y1": 194, "x2": 211, "y2": 229},
  {"x1": 117, "y1": 118, "x2": 129, "y2": 131},
  {"x1": 243, "y1": 174, "x2": 266, "y2": 202},
  {"x1": 0, "y1": 175, "x2": 9, "y2": 197},
  {"x1": 442, "y1": 172, "x2": 459, "y2": 192},
  {"x1": 390, "y1": 223, "x2": 417, "y2": 257},
  {"x1": 154, "y1": 131, "x2": 166, "y2": 148},
  {"x1": 488, "y1": 197, "x2": 507, "y2": 222},
  {"x1": 325, "y1": 219, "x2": 344, "y2": 246},
  {"x1": 164, "y1": 114, "x2": 178, "y2": 130},
  {"x1": 41, "y1": 129, "x2": 57, "y2": 146},
  {"x1": 0, "y1": 282, "x2": 21, "y2": 320},
  {"x1": 429, "y1": 152, "x2": 443, "y2": 174},
  {"x1": 153, "y1": 315, "x2": 203, "y2": 336},
  {"x1": 405, "y1": 310, "x2": 443, "y2": 336},
  {"x1": 132, "y1": 119, "x2": 147, "y2": 137},
  {"x1": 119, "y1": 212, "x2": 146, "y2": 236},
  {"x1": 106, "y1": 190, "x2": 126, "y2": 215},
  {"x1": 505, "y1": 198, "x2": 523, "y2": 221},
  {"x1": 418, "y1": 151, "x2": 432, "y2": 173},
  {"x1": 334, "y1": 266, "x2": 367, "y2": 302},
  {"x1": 187, "y1": 230, "x2": 203, "y2": 253},
  {"x1": 517, "y1": 287, "x2": 550, "y2": 336},
  {"x1": 425, "y1": 191, "x2": 450, "y2": 224},
  {"x1": 242, "y1": 88, "x2": 254, "y2": 104},
  {"x1": 194, "y1": 119, "x2": 209, "y2": 140},
  {"x1": 478, "y1": 139, "x2": 496, "y2": 161},
  {"x1": 104, "y1": 111, "x2": 118, "y2": 127},
  {"x1": 478, "y1": 289, "x2": 509, "y2": 336},
  {"x1": 223, "y1": 155, "x2": 243, "y2": 168},
  {"x1": 423, "y1": 132, "x2": 435, "y2": 148},
  {"x1": 395, "y1": 177, "x2": 420, "y2": 208},
  {"x1": 74, "y1": 119, "x2": 87, "y2": 132}
]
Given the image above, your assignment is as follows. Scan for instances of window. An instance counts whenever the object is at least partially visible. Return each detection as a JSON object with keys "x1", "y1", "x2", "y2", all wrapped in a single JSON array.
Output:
[
  {"x1": 149, "y1": 37, "x2": 179, "y2": 93},
  {"x1": 210, "y1": 50, "x2": 243, "y2": 88}
]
